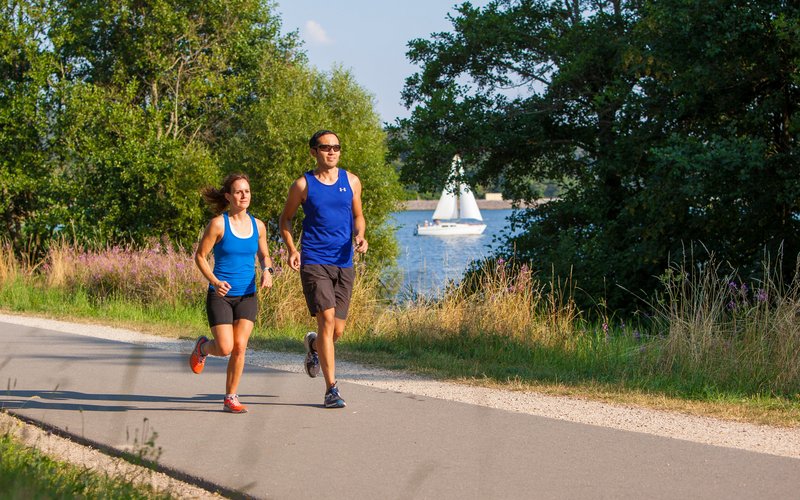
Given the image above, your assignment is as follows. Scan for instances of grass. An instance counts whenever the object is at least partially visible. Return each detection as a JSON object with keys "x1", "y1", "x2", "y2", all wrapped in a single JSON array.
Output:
[
  {"x1": 0, "y1": 433, "x2": 173, "y2": 499},
  {"x1": 1, "y1": 240, "x2": 799, "y2": 428}
]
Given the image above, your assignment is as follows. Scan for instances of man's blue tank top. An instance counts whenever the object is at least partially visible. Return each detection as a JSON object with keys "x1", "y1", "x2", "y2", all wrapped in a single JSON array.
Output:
[
  {"x1": 209, "y1": 212, "x2": 258, "y2": 296},
  {"x1": 301, "y1": 168, "x2": 354, "y2": 267}
]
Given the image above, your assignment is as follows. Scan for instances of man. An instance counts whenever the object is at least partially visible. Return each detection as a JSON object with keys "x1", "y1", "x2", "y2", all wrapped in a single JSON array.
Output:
[{"x1": 279, "y1": 130, "x2": 368, "y2": 408}]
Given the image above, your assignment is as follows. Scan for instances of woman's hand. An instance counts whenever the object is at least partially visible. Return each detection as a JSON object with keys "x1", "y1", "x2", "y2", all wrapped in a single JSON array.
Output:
[
  {"x1": 215, "y1": 281, "x2": 232, "y2": 297},
  {"x1": 260, "y1": 271, "x2": 273, "y2": 289}
]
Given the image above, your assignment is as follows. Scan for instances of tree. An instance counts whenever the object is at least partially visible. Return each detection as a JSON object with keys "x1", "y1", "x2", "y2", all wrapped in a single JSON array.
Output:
[
  {"x1": 221, "y1": 63, "x2": 401, "y2": 267},
  {"x1": 390, "y1": 0, "x2": 799, "y2": 310},
  {"x1": 0, "y1": 0, "x2": 64, "y2": 252},
  {"x1": 1, "y1": 0, "x2": 403, "y2": 262}
]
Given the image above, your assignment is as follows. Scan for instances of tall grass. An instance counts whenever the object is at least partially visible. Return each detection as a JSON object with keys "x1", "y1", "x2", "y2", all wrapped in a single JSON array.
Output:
[
  {"x1": 45, "y1": 239, "x2": 204, "y2": 306},
  {"x1": 650, "y1": 255, "x2": 800, "y2": 396},
  {"x1": 370, "y1": 259, "x2": 579, "y2": 345}
]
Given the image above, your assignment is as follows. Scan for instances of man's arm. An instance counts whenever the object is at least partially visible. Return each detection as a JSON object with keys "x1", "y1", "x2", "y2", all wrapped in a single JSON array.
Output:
[
  {"x1": 279, "y1": 177, "x2": 307, "y2": 270},
  {"x1": 349, "y1": 172, "x2": 368, "y2": 254}
]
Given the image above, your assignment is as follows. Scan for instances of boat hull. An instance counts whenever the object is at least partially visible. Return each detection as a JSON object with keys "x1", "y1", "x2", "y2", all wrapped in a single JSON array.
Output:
[{"x1": 415, "y1": 222, "x2": 487, "y2": 236}]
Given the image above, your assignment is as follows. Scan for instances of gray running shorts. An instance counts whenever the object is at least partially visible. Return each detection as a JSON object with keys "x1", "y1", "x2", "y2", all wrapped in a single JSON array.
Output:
[{"x1": 300, "y1": 264, "x2": 355, "y2": 320}]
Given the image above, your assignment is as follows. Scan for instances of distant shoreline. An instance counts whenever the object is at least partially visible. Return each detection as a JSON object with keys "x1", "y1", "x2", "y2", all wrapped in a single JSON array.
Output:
[{"x1": 400, "y1": 199, "x2": 552, "y2": 211}]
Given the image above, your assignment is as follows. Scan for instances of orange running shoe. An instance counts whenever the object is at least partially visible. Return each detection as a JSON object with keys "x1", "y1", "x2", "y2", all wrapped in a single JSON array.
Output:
[
  {"x1": 189, "y1": 336, "x2": 209, "y2": 374},
  {"x1": 223, "y1": 395, "x2": 248, "y2": 414}
]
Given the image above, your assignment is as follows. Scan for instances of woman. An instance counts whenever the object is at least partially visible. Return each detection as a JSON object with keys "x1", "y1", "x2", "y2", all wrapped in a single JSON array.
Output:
[{"x1": 191, "y1": 173, "x2": 274, "y2": 414}]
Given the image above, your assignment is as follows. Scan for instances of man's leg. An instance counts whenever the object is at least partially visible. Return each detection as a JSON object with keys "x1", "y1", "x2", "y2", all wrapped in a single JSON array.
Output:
[{"x1": 315, "y1": 307, "x2": 337, "y2": 389}]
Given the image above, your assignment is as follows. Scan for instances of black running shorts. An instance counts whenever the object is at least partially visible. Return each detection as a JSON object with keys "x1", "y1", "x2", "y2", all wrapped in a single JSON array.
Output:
[
  {"x1": 299, "y1": 264, "x2": 355, "y2": 320},
  {"x1": 205, "y1": 290, "x2": 258, "y2": 327}
]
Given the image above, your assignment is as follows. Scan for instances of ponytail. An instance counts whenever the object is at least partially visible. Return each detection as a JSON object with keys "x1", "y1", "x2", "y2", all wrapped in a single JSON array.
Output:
[{"x1": 201, "y1": 172, "x2": 250, "y2": 214}]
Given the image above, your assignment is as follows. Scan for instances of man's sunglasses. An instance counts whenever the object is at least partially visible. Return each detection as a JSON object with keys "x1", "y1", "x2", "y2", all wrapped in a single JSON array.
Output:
[{"x1": 315, "y1": 144, "x2": 341, "y2": 152}]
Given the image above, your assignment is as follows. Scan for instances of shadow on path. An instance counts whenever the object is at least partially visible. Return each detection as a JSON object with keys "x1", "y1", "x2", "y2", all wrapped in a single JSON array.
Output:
[{"x1": 0, "y1": 390, "x2": 322, "y2": 412}]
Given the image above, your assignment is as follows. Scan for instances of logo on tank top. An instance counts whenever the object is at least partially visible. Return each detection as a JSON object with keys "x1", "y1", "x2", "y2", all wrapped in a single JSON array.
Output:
[{"x1": 339, "y1": 187, "x2": 347, "y2": 192}]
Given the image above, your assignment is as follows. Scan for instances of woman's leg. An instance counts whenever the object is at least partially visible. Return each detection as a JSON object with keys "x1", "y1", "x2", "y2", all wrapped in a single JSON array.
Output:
[
  {"x1": 226, "y1": 318, "x2": 254, "y2": 395},
  {"x1": 204, "y1": 324, "x2": 234, "y2": 357}
]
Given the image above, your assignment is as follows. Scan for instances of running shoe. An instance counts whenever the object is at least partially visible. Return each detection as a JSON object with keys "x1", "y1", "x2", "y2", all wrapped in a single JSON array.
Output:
[
  {"x1": 189, "y1": 336, "x2": 209, "y2": 374},
  {"x1": 223, "y1": 394, "x2": 248, "y2": 414},
  {"x1": 324, "y1": 383, "x2": 346, "y2": 408},
  {"x1": 303, "y1": 331, "x2": 320, "y2": 378}
]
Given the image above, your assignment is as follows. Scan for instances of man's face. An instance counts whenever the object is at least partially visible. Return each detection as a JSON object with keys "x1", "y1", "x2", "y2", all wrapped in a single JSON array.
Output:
[{"x1": 311, "y1": 134, "x2": 341, "y2": 168}]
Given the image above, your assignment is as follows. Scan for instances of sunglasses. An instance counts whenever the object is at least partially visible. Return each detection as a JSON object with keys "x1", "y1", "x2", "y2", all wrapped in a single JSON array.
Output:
[{"x1": 315, "y1": 144, "x2": 341, "y2": 152}]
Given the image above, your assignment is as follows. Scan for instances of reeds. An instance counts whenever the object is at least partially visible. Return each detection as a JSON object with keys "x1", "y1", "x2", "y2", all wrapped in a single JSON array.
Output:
[
  {"x1": 0, "y1": 242, "x2": 20, "y2": 284},
  {"x1": 372, "y1": 258, "x2": 580, "y2": 347},
  {"x1": 651, "y1": 254, "x2": 800, "y2": 395}
]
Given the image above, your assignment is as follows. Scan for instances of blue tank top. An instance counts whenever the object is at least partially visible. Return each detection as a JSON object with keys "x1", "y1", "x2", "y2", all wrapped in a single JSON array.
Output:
[
  {"x1": 209, "y1": 212, "x2": 258, "y2": 296},
  {"x1": 301, "y1": 168, "x2": 354, "y2": 267}
]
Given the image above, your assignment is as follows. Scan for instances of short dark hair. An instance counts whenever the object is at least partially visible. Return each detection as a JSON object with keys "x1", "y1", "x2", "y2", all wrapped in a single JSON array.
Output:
[{"x1": 309, "y1": 130, "x2": 340, "y2": 148}]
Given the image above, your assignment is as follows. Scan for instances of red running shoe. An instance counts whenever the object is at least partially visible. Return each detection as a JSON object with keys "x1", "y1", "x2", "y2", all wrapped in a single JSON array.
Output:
[
  {"x1": 223, "y1": 395, "x2": 248, "y2": 414},
  {"x1": 189, "y1": 336, "x2": 209, "y2": 374}
]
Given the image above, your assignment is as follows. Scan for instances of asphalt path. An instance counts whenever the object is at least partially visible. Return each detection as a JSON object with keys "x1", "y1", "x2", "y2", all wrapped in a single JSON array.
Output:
[{"x1": 1, "y1": 320, "x2": 798, "y2": 499}]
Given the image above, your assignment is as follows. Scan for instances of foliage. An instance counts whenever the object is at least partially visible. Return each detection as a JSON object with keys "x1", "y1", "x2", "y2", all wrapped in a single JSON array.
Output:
[
  {"x1": 389, "y1": 0, "x2": 800, "y2": 311},
  {"x1": 0, "y1": 0, "x2": 64, "y2": 250},
  {"x1": 0, "y1": 0, "x2": 402, "y2": 264}
]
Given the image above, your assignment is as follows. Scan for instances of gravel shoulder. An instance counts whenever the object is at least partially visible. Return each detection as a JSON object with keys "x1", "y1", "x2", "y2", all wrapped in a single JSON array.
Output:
[{"x1": 2, "y1": 312, "x2": 798, "y2": 497}]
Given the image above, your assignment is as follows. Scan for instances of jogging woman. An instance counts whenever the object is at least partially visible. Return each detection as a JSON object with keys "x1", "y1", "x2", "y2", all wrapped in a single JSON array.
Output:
[{"x1": 191, "y1": 173, "x2": 274, "y2": 414}]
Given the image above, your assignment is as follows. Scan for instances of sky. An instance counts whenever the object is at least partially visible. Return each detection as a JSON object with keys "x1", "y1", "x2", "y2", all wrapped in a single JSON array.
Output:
[{"x1": 272, "y1": 1, "x2": 492, "y2": 125}]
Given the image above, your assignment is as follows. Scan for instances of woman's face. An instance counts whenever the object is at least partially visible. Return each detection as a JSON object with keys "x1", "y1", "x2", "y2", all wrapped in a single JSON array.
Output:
[{"x1": 225, "y1": 179, "x2": 251, "y2": 210}]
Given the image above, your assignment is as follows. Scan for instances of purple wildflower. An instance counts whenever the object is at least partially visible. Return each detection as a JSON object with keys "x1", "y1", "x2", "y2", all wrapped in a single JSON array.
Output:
[
  {"x1": 726, "y1": 300, "x2": 736, "y2": 311},
  {"x1": 756, "y1": 288, "x2": 768, "y2": 302}
]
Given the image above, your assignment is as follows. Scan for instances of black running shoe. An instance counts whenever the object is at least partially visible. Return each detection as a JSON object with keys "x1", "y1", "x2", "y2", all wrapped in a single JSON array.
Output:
[
  {"x1": 324, "y1": 382, "x2": 346, "y2": 408},
  {"x1": 303, "y1": 331, "x2": 320, "y2": 378}
]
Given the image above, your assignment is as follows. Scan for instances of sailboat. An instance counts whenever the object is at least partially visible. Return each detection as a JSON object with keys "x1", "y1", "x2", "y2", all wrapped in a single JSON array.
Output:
[{"x1": 415, "y1": 154, "x2": 487, "y2": 236}]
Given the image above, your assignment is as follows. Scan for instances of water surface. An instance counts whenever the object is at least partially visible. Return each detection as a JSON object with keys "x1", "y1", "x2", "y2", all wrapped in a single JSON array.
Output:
[{"x1": 390, "y1": 209, "x2": 515, "y2": 295}]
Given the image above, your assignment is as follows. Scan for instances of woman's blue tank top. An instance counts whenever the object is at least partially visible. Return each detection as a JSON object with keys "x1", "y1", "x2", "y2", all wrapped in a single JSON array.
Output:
[
  {"x1": 301, "y1": 169, "x2": 353, "y2": 267},
  {"x1": 209, "y1": 212, "x2": 258, "y2": 296}
]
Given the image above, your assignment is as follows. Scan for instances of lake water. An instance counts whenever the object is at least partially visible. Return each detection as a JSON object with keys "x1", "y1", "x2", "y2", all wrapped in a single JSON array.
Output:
[{"x1": 390, "y1": 209, "x2": 515, "y2": 295}]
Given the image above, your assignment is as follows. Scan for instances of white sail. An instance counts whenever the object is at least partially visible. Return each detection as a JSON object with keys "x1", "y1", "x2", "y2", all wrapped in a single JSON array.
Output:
[
  {"x1": 458, "y1": 183, "x2": 483, "y2": 221},
  {"x1": 415, "y1": 153, "x2": 487, "y2": 236},
  {"x1": 431, "y1": 188, "x2": 458, "y2": 220}
]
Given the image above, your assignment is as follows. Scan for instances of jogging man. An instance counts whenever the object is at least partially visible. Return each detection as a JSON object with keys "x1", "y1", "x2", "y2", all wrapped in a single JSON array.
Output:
[{"x1": 279, "y1": 130, "x2": 368, "y2": 408}]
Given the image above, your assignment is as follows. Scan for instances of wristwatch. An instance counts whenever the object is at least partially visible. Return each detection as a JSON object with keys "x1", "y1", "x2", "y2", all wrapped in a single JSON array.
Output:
[{"x1": 262, "y1": 266, "x2": 274, "y2": 275}]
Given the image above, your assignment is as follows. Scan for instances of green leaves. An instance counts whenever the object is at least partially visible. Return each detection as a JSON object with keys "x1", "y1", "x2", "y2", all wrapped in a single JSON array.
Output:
[
  {"x1": 391, "y1": 0, "x2": 800, "y2": 311},
  {"x1": 1, "y1": 0, "x2": 402, "y2": 265}
]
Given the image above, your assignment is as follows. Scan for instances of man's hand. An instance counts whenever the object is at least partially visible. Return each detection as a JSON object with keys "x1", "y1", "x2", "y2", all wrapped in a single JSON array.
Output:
[
  {"x1": 355, "y1": 236, "x2": 368, "y2": 254},
  {"x1": 288, "y1": 250, "x2": 301, "y2": 271}
]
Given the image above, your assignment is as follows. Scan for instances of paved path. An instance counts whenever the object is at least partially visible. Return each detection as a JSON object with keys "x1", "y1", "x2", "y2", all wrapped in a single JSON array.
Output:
[{"x1": 0, "y1": 320, "x2": 798, "y2": 499}]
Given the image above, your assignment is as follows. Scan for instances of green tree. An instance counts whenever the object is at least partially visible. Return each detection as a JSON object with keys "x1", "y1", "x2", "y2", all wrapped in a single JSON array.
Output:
[
  {"x1": 390, "y1": 0, "x2": 799, "y2": 310},
  {"x1": 222, "y1": 63, "x2": 401, "y2": 267},
  {"x1": 55, "y1": 81, "x2": 217, "y2": 245},
  {"x1": 0, "y1": 0, "x2": 64, "y2": 252},
  {"x1": 2, "y1": 0, "x2": 402, "y2": 268},
  {"x1": 43, "y1": 0, "x2": 300, "y2": 246}
]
